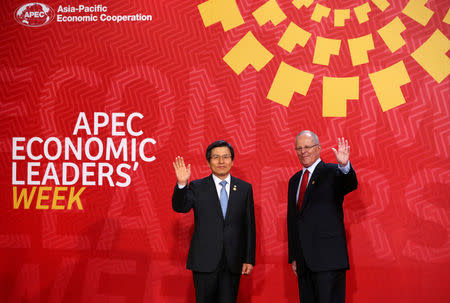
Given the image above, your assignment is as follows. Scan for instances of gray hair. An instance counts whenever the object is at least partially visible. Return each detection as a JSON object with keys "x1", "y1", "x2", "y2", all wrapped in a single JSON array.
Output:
[{"x1": 295, "y1": 130, "x2": 320, "y2": 145}]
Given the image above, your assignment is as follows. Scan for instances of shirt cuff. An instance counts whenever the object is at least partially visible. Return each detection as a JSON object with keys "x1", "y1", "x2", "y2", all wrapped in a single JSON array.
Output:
[{"x1": 338, "y1": 162, "x2": 351, "y2": 174}]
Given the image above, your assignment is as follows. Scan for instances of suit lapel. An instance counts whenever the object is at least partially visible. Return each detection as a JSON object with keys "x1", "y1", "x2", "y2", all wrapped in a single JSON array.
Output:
[
  {"x1": 225, "y1": 176, "x2": 237, "y2": 222},
  {"x1": 300, "y1": 161, "x2": 324, "y2": 212}
]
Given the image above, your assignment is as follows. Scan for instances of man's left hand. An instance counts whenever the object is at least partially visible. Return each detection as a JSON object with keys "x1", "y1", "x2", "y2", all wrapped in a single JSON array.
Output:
[
  {"x1": 241, "y1": 263, "x2": 253, "y2": 275},
  {"x1": 332, "y1": 137, "x2": 350, "y2": 166}
]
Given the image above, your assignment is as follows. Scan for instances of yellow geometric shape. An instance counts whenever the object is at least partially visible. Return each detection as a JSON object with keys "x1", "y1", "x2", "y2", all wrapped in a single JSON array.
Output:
[
  {"x1": 411, "y1": 29, "x2": 450, "y2": 83},
  {"x1": 292, "y1": 0, "x2": 314, "y2": 9},
  {"x1": 311, "y1": 4, "x2": 331, "y2": 23},
  {"x1": 253, "y1": 0, "x2": 287, "y2": 26},
  {"x1": 198, "y1": 0, "x2": 244, "y2": 32},
  {"x1": 313, "y1": 36, "x2": 341, "y2": 66},
  {"x1": 354, "y1": 2, "x2": 371, "y2": 24},
  {"x1": 278, "y1": 22, "x2": 312, "y2": 52},
  {"x1": 323, "y1": 76, "x2": 359, "y2": 117},
  {"x1": 348, "y1": 34, "x2": 375, "y2": 66},
  {"x1": 371, "y1": 0, "x2": 390, "y2": 12},
  {"x1": 402, "y1": 0, "x2": 434, "y2": 26},
  {"x1": 377, "y1": 17, "x2": 406, "y2": 53},
  {"x1": 443, "y1": 8, "x2": 450, "y2": 24},
  {"x1": 267, "y1": 62, "x2": 314, "y2": 107},
  {"x1": 334, "y1": 9, "x2": 350, "y2": 27},
  {"x1": 223, "y1": 32, "x2": 274, "y2": 75},
  {"x1": 369, "y1": 61, "x2": 411, "y2": 111}
]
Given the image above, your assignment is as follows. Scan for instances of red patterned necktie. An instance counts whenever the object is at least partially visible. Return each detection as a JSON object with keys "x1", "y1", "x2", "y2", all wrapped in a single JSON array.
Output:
[{"x1": 297, "y1": 170, "x2": 309, "y2": 212}]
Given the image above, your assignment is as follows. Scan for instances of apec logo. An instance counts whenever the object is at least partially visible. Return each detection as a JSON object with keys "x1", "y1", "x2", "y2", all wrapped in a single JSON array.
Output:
[{"x1": 15, "y1": 3, "x2": 54, "y2": 27}]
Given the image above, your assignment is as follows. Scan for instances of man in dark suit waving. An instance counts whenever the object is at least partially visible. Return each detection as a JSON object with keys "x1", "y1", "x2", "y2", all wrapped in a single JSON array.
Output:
[
  {"x1": 287, "y1": 130, "x2": 358, "y2": 303},
  {"x1": 172, "y1": 140, "x2": 256, "y2": 303}
]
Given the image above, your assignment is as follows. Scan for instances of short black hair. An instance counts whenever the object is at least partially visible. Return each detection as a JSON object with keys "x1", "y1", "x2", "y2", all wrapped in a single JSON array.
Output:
[{"x1": 205, "y1": 140, "x2": 235, "y2": 161}]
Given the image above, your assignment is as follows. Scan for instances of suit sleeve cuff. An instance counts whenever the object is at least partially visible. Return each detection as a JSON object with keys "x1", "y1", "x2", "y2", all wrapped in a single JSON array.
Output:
[{"x1": 338, "y1": 161, "x2": 351, "y2": 174}]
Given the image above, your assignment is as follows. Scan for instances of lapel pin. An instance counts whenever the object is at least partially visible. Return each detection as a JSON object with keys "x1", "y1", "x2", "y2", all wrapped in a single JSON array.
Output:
[
  {"x1": 233, "y1": 185, "x2": 237, "y2": 191},
  {"x1": 312, "y1": 181, "x2": 315, "y2": 185}
]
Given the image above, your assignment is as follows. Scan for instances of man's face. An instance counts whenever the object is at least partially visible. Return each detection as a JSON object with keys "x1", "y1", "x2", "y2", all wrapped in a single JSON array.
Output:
[
  {"x1": 295, "y1": 134, "x2": 321, "y2": 168},
  {"x1": 207, "y1": 146, "x2": 233, "y2": 179}
]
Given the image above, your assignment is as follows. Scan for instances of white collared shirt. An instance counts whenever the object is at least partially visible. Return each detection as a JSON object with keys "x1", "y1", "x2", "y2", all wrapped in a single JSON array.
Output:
[{"x1": 211, "y1": 173, "x2": 231, "y2": 199}]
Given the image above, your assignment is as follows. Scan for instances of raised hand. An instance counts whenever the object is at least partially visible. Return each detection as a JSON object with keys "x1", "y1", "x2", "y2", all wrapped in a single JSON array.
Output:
[
  {"x1": 173, "y1": 156, "x2": 191, "y2": 186},
  {"x1": 331, "y1": 137, "x2": 350, "y2": 166}
]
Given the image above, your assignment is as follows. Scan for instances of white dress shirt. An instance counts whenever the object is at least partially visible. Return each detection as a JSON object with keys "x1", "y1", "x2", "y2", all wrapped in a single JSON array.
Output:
[{"x1": 211, "y1": 173, "x2": 231, "y2": 199}]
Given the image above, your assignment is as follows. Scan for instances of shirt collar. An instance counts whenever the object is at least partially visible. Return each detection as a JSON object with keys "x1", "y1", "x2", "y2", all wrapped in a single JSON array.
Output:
[
  {"x1": 303, "y1": 158, "x2": 321, "y2": 174},
  {"x1": 212, "y1": 173, "x2": 231, "y2": 186}
]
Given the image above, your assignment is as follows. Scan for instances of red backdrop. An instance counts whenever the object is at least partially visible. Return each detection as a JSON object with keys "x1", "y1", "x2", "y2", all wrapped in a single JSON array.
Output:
[{"x1": 1, "y1": 0, "x2": 449, "y2": 302}]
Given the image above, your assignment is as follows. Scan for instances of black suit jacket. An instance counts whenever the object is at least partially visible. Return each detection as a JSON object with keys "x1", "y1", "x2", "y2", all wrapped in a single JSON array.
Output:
[
  {"x1": 172, "y1": 175, "x2": 256, "y2": 274},
  {"x1": 287, "y1": 161, "x2": 357, "y2": 272}
]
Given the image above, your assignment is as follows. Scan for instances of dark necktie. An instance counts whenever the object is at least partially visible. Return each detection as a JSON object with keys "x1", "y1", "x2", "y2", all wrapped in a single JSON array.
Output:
[{"x1": 297, "y1": 170, "x2": 309, "y2": 212}]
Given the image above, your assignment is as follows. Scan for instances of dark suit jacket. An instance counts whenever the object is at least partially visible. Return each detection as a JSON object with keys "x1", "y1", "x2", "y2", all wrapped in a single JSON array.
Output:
[
  {"x1": 172, "y1": 175, "x2": 256, "y2": 274},
  {"x1": 287, "y1": 161, "x2": 357, "y2": 272}
]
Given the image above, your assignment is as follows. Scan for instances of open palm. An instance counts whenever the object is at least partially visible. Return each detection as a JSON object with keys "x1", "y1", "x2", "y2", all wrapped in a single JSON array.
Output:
[
  {"x1": 331, "y1": 137, "x2": 350, "y2": 166},
  {"x1": 173, "y1": 156, "x2": 191, "y2": 186}
]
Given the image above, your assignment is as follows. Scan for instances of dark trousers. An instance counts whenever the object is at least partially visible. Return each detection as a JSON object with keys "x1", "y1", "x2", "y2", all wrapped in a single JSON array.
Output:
[
  {"x1": 192, "y1": 255, "x2": 241, "y2": 303},
  {"x1": 296, "y1": 257, "x2": 346, "y2": 303}
]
